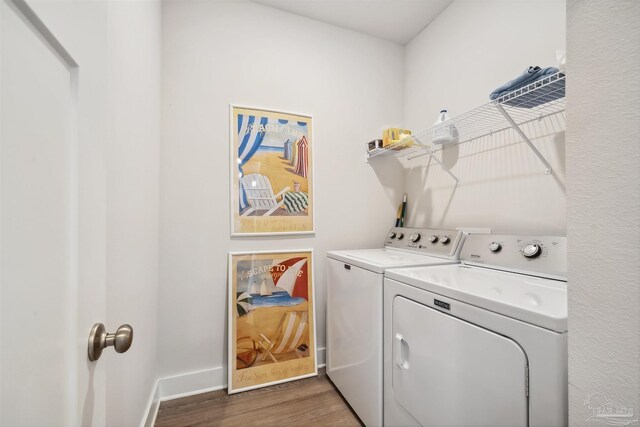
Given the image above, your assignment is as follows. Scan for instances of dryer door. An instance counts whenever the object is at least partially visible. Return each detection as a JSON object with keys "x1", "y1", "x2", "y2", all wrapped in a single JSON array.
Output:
[{"x1": 392, "y1": 296, "x2": 528, "y2": 427}]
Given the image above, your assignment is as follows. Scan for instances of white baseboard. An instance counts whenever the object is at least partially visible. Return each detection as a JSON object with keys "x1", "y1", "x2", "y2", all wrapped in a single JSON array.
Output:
[
  {"x1": 159, "y1": 347, "x2": 326, "y2": 401},
  {"x1": 140, "y1": 378, "x2": 160, "y2": 427},
  {"x1": 317, "y1": 346, "x2": 326, "y2": 368},
  {"x1": 141, "y1": 346, "x2": 327, "y2": 425},
  {"x1": 139, "y1": 367, "x2": 224, "y2": 427},
  {"x1": 159, "y1": 366, "x2": 227, "y2": 400}
]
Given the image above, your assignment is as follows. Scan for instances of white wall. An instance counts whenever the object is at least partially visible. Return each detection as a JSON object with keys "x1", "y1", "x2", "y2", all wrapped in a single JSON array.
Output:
[
  {"x1": 566, "y1": 0, "x2": 640, "y2": 423},
  {"x1": 403, "y1": 1, "x2": 566, "y2": 234},
  {"x1": 159, "y1": 0, "x2": 404, "y2": 380},
  {"x1": 104, "y1": 1, "x2": 161, "y2": 426}
]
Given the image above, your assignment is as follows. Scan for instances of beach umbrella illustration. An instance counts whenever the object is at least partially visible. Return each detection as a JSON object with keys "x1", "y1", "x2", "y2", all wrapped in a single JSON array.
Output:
[
  {"x1": 270, "y1": 258, "x2": 308, "y2": 300},
  {"x1": 236, "y1": 292, "x2": 253, "y2": 317}
]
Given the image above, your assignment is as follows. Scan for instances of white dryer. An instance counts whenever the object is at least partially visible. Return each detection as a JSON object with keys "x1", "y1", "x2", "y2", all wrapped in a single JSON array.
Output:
[
  {"x1": 384, "y1": 234, "x2": 567, "y2": 427},
  {"x1": 326, "y1": 227, "x2": 465, "y2": 427}
]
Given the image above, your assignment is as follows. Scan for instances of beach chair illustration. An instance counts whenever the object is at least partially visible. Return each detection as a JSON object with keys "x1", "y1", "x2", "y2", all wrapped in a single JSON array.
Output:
[
  {"x1": 257, "y1": 311, "x2": 309, "y2": 363},
  {"x1": 240, "y1": 173, "x2": 290, "y2": 217}
]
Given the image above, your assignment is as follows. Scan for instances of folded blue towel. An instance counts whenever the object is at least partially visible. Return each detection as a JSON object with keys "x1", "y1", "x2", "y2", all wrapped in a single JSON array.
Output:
[{"x1": 490, "y1": 66, "x2": 559, "y2": 100}]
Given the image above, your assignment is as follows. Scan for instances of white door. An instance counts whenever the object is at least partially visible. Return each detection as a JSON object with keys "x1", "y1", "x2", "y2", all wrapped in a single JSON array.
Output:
[
  {"x1": 392, "y1": 296, "x2": 528, "y2": 427},
  {"x1": 1, "y1": 0, "x2": 106, "y2": 425}
]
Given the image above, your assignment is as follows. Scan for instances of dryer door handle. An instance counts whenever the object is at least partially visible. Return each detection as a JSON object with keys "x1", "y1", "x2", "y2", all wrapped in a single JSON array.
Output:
[{"x1": 394, "y1": 333, "x2": 410, "y2": 370}]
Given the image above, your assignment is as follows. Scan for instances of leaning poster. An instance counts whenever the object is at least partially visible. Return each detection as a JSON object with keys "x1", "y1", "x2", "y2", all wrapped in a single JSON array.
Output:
[
  {"x1": 228, "y1": 250, "x2": 317, "y2": 393},
  {"x1": 230, "y1": 105, "x2": 314, "y2": 236}
]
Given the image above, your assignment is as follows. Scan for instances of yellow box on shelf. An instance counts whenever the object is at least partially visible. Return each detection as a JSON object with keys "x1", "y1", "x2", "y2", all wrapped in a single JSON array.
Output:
[{"x1": 382, "y1": 128, "x2": 413, "y2": 150}]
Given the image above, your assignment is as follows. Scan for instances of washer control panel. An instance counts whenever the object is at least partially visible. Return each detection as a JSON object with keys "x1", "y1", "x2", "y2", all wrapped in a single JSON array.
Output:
[
  {"x1": 461, "y1": 234, "x2": 566, "y2": 280},
  {"x1": 385, "y1": 227, "x2": 464, "y2": 258}
]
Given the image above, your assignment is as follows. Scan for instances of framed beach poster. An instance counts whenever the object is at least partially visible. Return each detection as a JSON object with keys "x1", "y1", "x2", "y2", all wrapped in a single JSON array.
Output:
[
  {"x1": 230, "y1": 105, "x2": 314, "y2": 236},
  {"x1": 228, "y1": 250, "x2": 317, "y2": 394}
]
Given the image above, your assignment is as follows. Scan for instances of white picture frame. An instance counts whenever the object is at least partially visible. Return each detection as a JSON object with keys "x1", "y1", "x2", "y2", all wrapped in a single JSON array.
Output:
[
  {"x1": 229, "y1": 104, "x2": 315, "y2": 236},
  {"x1": 227, "y1": 249, "x2": 317, "y2": 394}
]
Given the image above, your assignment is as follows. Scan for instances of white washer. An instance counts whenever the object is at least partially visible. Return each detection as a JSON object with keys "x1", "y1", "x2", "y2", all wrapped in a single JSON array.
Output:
[
  {"x1": 384, "y1": 234, "x2": 567, "y2": 427},
  {"x1": 327, "y1": 227, "x2": 465, "y2": 426}
]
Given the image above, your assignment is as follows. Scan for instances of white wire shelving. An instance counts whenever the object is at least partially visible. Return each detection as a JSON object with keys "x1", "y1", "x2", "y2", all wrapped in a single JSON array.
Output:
[{"x1": 366, "y1": 71, "x2": 566, "y2": 183}]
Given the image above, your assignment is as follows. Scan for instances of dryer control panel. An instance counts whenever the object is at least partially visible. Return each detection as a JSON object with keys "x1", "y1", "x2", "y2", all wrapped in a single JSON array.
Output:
[
  {"x1": 461, "y1": 234, "x2": 566, "y2": 280},
  {"x1": 385, "y1": 227, "x2": 465, "y2": 259}
]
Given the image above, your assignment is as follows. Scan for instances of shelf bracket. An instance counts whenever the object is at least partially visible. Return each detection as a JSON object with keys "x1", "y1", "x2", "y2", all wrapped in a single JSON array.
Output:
[
  {"x1": 413, "y1": 138, "x2": 459, "y2": 184},
  {"x1": 495, "y1": 104, "x2": 553, "y2": 175},
  {"x1": 427, "y1": 147, "x2": 459, "y2": 184}
]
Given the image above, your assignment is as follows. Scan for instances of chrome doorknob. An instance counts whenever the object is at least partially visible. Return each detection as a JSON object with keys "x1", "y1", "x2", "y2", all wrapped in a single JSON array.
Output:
[{"x1": 88, "y1": 323, "x2": 133, "y2": 361}]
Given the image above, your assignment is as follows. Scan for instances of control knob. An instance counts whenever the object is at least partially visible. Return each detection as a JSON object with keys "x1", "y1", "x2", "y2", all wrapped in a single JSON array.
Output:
[
  {"x1": 440, "y1": 236, "x2": 450, "y2": 245},
  {"x1": 410, "y1": 233, "x2": 421, "y2": 243},
  {"x1": 388, "y1": 232, "x2": 396, "y2": 239},
  {"x1": 489, "y1": 242, "x2": 502, "y2": 253},
  {"x1": 397, "y1": 233, "x2": 404, "y2": 240},
  {"x1": 522, "y1": 243, "x2": 542, "y2": 259},
  {"x1": 428, "y1": 235, "x2": 438, "y2": 243}
]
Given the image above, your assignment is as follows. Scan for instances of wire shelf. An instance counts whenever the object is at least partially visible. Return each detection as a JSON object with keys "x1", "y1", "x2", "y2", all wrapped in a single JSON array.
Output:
[
  {"x1": 366, "y1": 71, "x2": 566, "y2": 180},
  {"x1": 365, "y1": 139, "x2": 419, "y2": 160},
  {"x1": 410, "y1": 72, "x2": 565, "y2": 150}
]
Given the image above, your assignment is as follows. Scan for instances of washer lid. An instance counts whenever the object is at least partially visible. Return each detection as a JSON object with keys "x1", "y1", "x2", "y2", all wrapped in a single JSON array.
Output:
[
  {"x1": 327, "y1": 248, "x2": 458, "y2": 274},
  {"x1": 386, "y1": 264, "x2": 567, "y2": 332}
]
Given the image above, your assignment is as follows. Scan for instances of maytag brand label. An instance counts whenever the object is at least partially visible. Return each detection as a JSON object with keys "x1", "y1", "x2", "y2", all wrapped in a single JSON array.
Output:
[{"x1": 434, "y1": 299, "x2": 450, "y2": 310}]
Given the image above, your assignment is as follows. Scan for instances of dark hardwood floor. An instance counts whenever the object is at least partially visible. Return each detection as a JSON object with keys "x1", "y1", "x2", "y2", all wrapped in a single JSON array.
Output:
[{"x1": 155, "y1": 368, "x2": 363, "y2": 426}]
